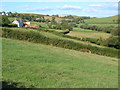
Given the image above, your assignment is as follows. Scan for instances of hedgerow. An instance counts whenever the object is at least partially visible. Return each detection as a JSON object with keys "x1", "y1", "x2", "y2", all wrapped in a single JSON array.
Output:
[{"x1": 2, "y1": 28, "x2": 118, "y2": 58}]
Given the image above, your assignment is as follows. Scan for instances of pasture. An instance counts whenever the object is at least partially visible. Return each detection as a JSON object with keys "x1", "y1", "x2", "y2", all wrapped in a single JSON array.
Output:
[
  {"x1": 2, "y1": 38, "x2": 118, "y2": 88},
  {"x1": 84, "y1": 15, "x2": 118, "y2": 24},
  {"x1": 67, "y1": 28, "x2": 111, "y2": 39}
]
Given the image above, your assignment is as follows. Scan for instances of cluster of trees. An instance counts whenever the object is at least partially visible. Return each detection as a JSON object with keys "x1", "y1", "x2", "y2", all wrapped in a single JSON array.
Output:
[
  {"x1": 1, "y1": 16, "x2": 10, "y2": 26},
  {"x1": 8, "y1": 12, "x2": 49, "y2": 22},
  {"x1": 48, "y1": 24, "x2": 73, "y2": 31},
  {"x1": 1, "y1": 16, "x2": 17, "y2": 27},
  {"x1": 48, "y1": 17, "x2": 73, "y2": 31}
]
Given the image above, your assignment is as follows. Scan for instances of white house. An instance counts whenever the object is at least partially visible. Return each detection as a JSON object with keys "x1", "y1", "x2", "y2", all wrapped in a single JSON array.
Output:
[
  {"x1": 6, "y1": 13, "x2": 10, "y2": 16},
  {"x1": 25, "y1": 22, "x2": 30, "y2": 25},
  {"x1": 2, "y1": 12, "x2": 6, "y2": 16},
  {"x1": 12, "y1": 19, "x2": 24, "y2": 27}
]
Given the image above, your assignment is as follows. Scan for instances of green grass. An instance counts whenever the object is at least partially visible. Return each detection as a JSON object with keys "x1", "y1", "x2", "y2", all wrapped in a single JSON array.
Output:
[
  {"x1": 31, "y1": 22, "x2": 49, "y2": 28},
  {"x1": 84, "y1": 15, "x2": 118, "y2": 24},
  {"x1": 67, "y1": 28, "x2": 111, "y2": 39},
  {"x1": 2, "y1": 38, "x2": 118, "y2": 88},
  {"x1": 77, "y1": 23, "x2": 118, "y2": 27},
  {"x1": 8, "y1": 17, "x2": 15, "y2": 22}
]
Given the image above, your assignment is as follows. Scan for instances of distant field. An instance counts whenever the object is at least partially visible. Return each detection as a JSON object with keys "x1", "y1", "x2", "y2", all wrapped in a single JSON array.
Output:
[
  {"x1": 84, "y1": 15, "x2": 118, "y2": 24},
  {"x1": 3, "y1": 27, "x2": 104, "y2": 47},
  {"x1": 67, "y1": 28, "x2": 111, "y2": 39},
  {"x1": 8, "y1": 17, "x2": 15, "y2": 22},
  {"x1": 88, "y1": 24, "x2": 118, "y2": 27},
  {"x1": 31, "y1": 22, "x2": 49, "y2": 28},
  {"x1": 77, "y1": 24, "x2": 118, "y2": 27},
  {"x1": 2, "y1": 38, "x2": 118, "y2": 88}
]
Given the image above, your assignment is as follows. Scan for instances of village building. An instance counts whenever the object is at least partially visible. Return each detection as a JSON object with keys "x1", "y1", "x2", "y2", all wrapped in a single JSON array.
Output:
[
  {"x1": 0, "y1": 12, "x2": 11, "y2": 16},
  {"x1": 12, "y1": 18, "x2": 39, "y2": 28},
  {"x1": 2, "y1": 12, "x2": 6, "y2": 16},
  {"x1": 6, "y1": 12, "x2": 10, "y2": 16},
  {"x1": 24, "y1": 24, "x2": 39, "y2": 28},
  {"x1": 12, "y1": 19, "x2": 24, "y2": 27}
]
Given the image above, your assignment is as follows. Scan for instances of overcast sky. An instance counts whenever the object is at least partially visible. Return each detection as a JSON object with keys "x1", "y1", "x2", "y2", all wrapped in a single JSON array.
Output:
[{"x1": 1, "y1": 0, "x2": 119, "y2": 17}]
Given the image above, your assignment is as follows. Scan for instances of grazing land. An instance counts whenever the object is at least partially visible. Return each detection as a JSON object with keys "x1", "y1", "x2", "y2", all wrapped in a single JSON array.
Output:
[
  {"x1": 84, "y1": 15, "x2": 118, "y2": 24},
  {"x1": 2, "y1": 12, "x2": 119, "y2": 88},
  {"x1": 2, "y1": 38, "x2": 118, "y2": 88},
  {"x1": 67, "y1": 28, "x2": 111, "y2": 39}
]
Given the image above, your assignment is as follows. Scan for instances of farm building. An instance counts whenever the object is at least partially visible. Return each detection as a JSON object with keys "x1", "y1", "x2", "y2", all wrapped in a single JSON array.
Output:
[
  {"x1": 12, "y1": 19, "x2": 39, "y2": 28},
  {"x1": 1, "y1": 12, "x2": 6, "y2": 16},
  {"x1": 24, "y1": 24, "x2": 39, "y2": 28},
  {"x1": 12, "y1": 19, "x2": 24, "y2": 27},
  {"x1": 0, "y1": 12, "x2": 11, "y2": 16}
]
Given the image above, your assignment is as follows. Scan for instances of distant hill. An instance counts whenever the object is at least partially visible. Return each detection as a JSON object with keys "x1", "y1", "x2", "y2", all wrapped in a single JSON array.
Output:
[{"x1": 84, "y1": 15, "x2": 119, "y2": 24}]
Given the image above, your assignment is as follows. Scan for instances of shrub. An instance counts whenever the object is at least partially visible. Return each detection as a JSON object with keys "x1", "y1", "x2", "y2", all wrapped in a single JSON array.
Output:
[{"x1": 2, "y1": 28, "x2": 119, "y2": 58}]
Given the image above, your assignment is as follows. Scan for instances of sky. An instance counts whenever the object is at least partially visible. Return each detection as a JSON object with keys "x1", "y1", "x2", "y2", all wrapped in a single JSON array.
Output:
[{"x1": 0, "y1": 0, "x2": 119, "y2": 17}]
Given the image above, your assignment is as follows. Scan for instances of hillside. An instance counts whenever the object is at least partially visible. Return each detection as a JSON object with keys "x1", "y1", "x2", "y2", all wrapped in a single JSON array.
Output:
[
  {"x1": 2, "y1": 38, "x2": 118, "y2": 88},
  {"x1": 84, "y1": 15, "x2": 119, "y2": 24}
]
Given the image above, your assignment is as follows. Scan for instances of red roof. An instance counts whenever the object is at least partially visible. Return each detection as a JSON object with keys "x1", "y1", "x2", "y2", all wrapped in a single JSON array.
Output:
[
  {"x1": 23, "y1": 23, "x2": 28, "y2": 25},
  {"x1": 25, "y1": 24, "x2": 39, "y2": 28}
]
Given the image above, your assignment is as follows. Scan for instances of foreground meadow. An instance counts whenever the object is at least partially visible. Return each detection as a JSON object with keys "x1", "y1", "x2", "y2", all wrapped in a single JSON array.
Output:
[{"x1": 2, "y1": 38, "x2": 118, "y2": 88}]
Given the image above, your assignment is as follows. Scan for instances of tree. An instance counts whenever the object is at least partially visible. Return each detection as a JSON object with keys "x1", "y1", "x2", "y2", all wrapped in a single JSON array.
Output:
[{"x1": 2, "y1": 16, "x2": 10, "y2": 26}]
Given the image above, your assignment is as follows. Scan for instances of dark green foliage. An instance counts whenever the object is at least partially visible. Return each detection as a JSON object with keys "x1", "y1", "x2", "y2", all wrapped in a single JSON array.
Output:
[
  {"x1": 48, "y1": 24, "x2": 73, "y2": 31},
  {"x1": 2, "y1": 28, "x2": 118, "y2": 58},
  {"x1": 106, "y1": 36, "x2": 120, "y2": 49},
  {"x1": 1, "y1": 16, "x2": 10, "y2": 26},
  {"x1": 7, "y1": 24, "x2": 17, "y2": 27}
]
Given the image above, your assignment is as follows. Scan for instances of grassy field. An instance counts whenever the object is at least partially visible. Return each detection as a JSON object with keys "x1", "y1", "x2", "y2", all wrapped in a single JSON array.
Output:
[
  {"x1": 67, "y1": 28, "x2": 111, "y2": 39},
  {"x1": 31, "y1": 22, "x2": 49, "y2": 28},
  {"x1": 77, "y1": 23, "x2": 118, "y2": 27},
  {"x1": 8, "y1": 17, "x2": 15, "y2": 22},
  {"x1": 84, "y1": 15, "x2": 118, "y2": 24},
  {"x1": 2, "y1": 38, "x2": 118, "y2": 88}
]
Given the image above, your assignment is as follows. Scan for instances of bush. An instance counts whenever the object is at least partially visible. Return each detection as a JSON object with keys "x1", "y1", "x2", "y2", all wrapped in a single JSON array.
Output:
[
  {"x1": 2, "y1": 28, "x2": 119, "y2": 58},
  {"x1": 2, "y1": 16, "x2": 10, "y2": 26},
  {"x1": 8, "y1": 24, "x2": 17, "y2": 27},
  {"x1": 106, "y1": 36, "x2": 120, "y2": 49}
]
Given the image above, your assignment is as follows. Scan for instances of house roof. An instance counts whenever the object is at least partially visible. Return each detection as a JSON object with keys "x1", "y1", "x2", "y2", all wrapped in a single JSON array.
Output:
[{"x1": 26, "y1": 24, "x2": 39, "y2": 28}]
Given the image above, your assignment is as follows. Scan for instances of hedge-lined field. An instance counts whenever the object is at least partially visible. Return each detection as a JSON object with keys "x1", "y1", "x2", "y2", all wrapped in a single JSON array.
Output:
[
  {"x1": 2, "y1": 27, "x2": 118, "y2": 58},
  {"x1": 67, "y1": 28, "x2": 111, "y2": 39},
  {"x1": 2, "y1": 38, "x2": 118, "y2": 88}
]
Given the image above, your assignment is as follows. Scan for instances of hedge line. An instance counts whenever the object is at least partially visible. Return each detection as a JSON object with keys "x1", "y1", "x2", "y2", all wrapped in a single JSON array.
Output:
[
  {"x1": 2, "y1": 28, "x2": 118, "y2": 58},
  {"x1": 80, "y1": 24, "x2": 118, "y2": 34}
]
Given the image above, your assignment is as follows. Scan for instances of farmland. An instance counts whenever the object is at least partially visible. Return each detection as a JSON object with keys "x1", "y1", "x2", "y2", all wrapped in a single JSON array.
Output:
[
  {"x1": 67, "y1": 28, "x2": 111, "y2": 39},
  {"x1": 1, "y1": 12, "x2": 119, "y2": 88},
  {"x1": 2, "y1": 38, "x2": 118, "y2": 88},
  {"x1": 84, "y1": 15, "x2": 118, "y2": 24}
]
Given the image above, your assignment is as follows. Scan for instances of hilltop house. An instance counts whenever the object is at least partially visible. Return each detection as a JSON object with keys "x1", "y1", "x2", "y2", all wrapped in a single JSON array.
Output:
[
  {"x1": 12, "y1": 19, "x2": 39, "y2": 28},
  {"x1": 12, "y1": 19, "x2": 24, "y2": 27},
  {"x1": 0, "y1": 12, "x2": 11, "y2": 16},
  {"x1": 1, "y1": 12, "x2": 6, "y2": 16}
]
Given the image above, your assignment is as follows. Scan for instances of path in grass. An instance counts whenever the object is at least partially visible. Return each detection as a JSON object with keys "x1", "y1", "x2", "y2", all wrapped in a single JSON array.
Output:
[{"x1": 2, "y1": 38, "x2": 118, "y2": 88}]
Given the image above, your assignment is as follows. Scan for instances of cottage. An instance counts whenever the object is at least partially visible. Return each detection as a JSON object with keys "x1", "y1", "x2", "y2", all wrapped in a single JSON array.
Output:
[
  {"x1": 12, "y1": 19, "x2": 24, "y2": 27},
  {"x1": 6, "y1": 12, "x2": 10, "y2": 16},
  {"x1": 2, "y1": 12, "x2": 6, "y2": 16}
]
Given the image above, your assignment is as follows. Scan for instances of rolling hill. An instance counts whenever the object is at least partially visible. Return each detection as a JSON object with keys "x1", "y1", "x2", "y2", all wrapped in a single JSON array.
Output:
[
  {"x1": 2, "y1": 38, "x2": 118, "y2": 88},
  {"x1": 84, "y1": 15, "x2": 119, "y2": 24}
]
